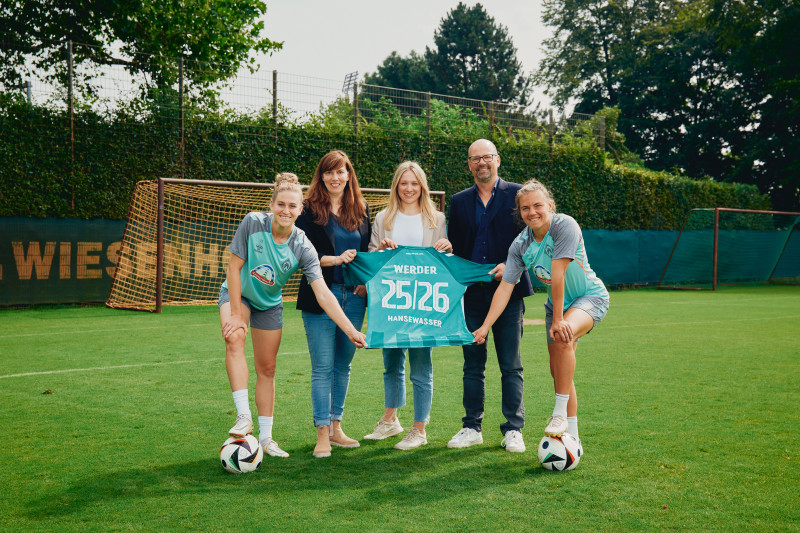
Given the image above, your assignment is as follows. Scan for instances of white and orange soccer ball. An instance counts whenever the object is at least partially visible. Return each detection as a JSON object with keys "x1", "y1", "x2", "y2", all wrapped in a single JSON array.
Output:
[
  {"x1": 220, "y1": 434, "x2": 263, "y2": 474},
  {"x1": 537, "y1": 434, "x2": 582, "y2": 471}
]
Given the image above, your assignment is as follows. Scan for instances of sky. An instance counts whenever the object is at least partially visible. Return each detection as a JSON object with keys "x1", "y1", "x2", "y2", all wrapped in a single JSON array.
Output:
[{"x1": 255, "y1": 0, "x2": 554, "y2": 108}]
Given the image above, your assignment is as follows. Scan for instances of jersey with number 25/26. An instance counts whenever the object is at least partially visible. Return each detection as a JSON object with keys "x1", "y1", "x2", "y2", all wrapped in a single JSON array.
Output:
[
  {"x1": 503, "y1": 213, "x2": 608, "y2": 310},
  {"x1": 344, "y1": 246, "x2": 495, "y2": 348},
  {"x1": 222, "y1": 211, "x2": 322, "y2": 311}
]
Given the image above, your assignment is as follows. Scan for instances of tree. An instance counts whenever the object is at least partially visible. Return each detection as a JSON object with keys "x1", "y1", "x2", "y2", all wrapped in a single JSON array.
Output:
[
  {"x1": 536, "y1": 0, "x2": 800, "y2": 210},
  {"x1": 0, "y1": 0, "x2": 282, "y2": 93},
  {"x1": 364, "y1": 2, "x2": 531, "y2": 105},
  {"x1": 424, "y1": 3, "x2": 532, "y2": 104},
  {"x1": 363, "y1": 51, "x2": 432, "y2": 92}
]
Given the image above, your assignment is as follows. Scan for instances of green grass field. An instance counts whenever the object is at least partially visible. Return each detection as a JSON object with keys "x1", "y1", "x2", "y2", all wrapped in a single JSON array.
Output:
[{"x1": 1, "y1": 285, "x2": 798, "y2": 532}]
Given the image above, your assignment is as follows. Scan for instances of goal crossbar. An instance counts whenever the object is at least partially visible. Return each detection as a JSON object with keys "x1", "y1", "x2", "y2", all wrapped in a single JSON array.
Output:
[{"x1": 107, "y1": 178, "x2": 444, "y2": 312}]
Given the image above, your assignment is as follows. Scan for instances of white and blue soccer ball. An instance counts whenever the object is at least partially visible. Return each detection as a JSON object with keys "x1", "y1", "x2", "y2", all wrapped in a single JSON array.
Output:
[
  {"x1": 538, "y1": 434, "x2": 582, "y2": 471},
  {"x1": 220, "y1": 434, "x2": 263, "y2": 474}
]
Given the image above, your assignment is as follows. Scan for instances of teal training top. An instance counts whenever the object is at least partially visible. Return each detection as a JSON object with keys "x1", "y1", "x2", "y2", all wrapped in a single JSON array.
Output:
[
  {"x1": 344, "y1": 246, "x2": 495, "y2": 348},
  {"x1": 223, "y1": 212, "x2": 322, "y2": 311},
  {"x1": 503, "y1": 213, "x2": 608, "y2": 309}
]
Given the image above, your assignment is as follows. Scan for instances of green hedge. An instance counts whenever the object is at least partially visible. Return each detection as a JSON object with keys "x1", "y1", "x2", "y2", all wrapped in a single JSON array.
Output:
[{"x1": 0, "y1": 96, "x2": 769, "y2": 228}]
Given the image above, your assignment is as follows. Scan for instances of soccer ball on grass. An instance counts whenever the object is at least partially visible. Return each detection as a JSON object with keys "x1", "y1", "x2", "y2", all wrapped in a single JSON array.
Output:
[
  {"x1": 220, "y1": 434, "x2": 263, "y2": 474},
  {"x1": 537, "y1": 434, "x2": 581, "y2": 471}
]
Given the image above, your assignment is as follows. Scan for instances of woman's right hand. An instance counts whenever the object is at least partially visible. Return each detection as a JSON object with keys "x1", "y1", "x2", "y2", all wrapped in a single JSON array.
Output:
[
  {"x1": 222, "y1": 316, "x2": 247, "y2": 339},
  {"x1": 348, "y1": 329, "x2": 368, "y2": 349}
]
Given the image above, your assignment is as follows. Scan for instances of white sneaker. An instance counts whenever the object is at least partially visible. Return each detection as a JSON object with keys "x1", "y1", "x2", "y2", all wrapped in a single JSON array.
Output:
[
  {"x1": 447, "y1": 427, "x2": 483, "y2": 448},
  {"x1": 229, "y1": 415, "x2": 253, "y2": 437},
  {"x1": 501, "y1": 430, "x2": 525, "y2": 452},
  {"x1": 394, "y1": 428, "x2": 428, "y2": 450},
  {"x1": 545, "y1": 415, "x2": 568, "y2": 437},
  {"x1": 262, "y1": 439, "x2": 289, "y2": 458},
  {"x1": 363, "y1": 418, "x2": 404, "y2": 440}
]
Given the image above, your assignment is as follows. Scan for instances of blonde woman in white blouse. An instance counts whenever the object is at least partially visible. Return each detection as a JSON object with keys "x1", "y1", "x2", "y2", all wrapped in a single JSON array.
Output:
[{"x1": 363, "y1": 161, "x2": 452, "y2": 450}]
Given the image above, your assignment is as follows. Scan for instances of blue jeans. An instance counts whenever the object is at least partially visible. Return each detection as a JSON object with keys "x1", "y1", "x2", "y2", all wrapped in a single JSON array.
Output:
[
  {"x1": 302, "y1": 284, "x2": 366, "y2": 427},
  {"x1": 461, "y1": 284, "x2": 525, "y2": 435},
  {"x1": 383, "y1": 347, "x2": 433, "y2": 423}
]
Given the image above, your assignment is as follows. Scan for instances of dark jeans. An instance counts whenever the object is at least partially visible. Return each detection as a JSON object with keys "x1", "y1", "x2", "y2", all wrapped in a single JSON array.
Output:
[{"x1": 461, "y1": 284, "x2": 525, "y2": 435}]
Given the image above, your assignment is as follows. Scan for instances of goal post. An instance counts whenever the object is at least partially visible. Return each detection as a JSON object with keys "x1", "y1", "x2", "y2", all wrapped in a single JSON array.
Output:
[
  {"x1": 107, "y1": 178, "x2": 445, "y2": 312},
  {"x1": 658, "y1": 208, "x2": 800, "y2": 290}
]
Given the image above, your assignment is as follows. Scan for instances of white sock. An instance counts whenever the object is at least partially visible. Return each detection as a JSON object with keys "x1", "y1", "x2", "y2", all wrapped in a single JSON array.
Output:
[
  {"x1": 553, "y1": 393, "x2": 569, "y2": 419},
  {"x1": 232, "y1": 389, "x2": 251, "y2": 419},
  {"x1": 567, "y1": 416, "x2": 579, "y2": 439},
  {"x1": 258, "y1": 416, "x2": 273, "y2": 444}
]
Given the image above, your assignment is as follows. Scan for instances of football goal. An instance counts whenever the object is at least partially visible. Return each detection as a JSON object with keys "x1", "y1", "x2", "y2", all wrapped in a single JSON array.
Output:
[
  {"x1": 659, "y1": 208, "x2": 800, "y2": 290},
  {"x1": 107, "y1": 178, "x2": 445, "y2": 312}
]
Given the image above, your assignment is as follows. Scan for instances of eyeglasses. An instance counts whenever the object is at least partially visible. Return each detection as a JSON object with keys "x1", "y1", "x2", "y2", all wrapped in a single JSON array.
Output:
[{"x1": 468, "y1": 154, "x2": 498, "y2": 164}]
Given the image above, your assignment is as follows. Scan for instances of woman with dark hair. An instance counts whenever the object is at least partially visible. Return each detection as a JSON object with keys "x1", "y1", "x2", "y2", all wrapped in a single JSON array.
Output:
[{"x1": 295, "y1": 150, "x2": 371, "y2": 458}]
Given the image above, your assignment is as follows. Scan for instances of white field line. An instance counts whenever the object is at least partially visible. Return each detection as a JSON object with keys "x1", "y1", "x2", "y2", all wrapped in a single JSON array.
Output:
[
  {"x1": 0, "y1": 351, "x2": 309, "y2": 380},
  {"x1": 0, "y1": 323, "x2": 210, "y2": 339}
]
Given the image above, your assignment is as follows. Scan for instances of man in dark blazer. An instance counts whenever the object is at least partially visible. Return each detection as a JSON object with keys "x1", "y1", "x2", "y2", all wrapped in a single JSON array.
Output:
[{"x1": 446, "y1": 138, "x2": 534, "y2": 453}]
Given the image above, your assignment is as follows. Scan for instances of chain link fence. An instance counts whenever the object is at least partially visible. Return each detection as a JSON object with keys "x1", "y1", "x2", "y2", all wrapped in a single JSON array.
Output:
[{"x1": 1, "y1": 40, "x2": 604, "y2": 217}]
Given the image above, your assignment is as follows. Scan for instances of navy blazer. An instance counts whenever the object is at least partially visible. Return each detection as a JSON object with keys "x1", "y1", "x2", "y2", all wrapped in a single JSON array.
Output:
[{"x1": 448, "y1": 177, "x2": 534, "y2": 301}]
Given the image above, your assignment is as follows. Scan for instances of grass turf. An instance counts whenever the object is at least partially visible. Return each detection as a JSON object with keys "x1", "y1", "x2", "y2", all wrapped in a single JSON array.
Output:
[{"x1": 0, "y1": 285, "x2": 798, "y2": 532}]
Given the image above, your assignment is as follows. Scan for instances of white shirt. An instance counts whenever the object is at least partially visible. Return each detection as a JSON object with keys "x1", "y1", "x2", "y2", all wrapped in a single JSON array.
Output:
[{"x1": 391, "y1": 212, "x2": 424, "y2": 246}]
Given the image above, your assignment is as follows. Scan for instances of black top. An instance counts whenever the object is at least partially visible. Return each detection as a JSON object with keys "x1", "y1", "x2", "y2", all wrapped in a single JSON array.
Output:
[{"x1": 294, "y1": 203, "x2": 371, "y2": 314}]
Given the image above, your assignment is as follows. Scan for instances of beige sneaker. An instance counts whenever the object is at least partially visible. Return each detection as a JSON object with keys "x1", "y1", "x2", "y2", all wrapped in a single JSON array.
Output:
[
  {"x1": 394, "y1": 428, "x2": 428, "y2": 450},
  {"x1": 262, "y1": 439, "x2": 289, "y2": 458},
  {"x1": 363, "y1": 418, "x2": 403, "y2": 440},
  {"x1": 545, "y1": 415, "x2": 568, "y2": 437},
  {"x1": 229, "y1": 415, "x2": 253, "y2": 437}
]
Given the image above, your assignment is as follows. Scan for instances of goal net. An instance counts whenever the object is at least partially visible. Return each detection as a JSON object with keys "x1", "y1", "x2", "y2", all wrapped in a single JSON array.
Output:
[
  {"x1": 107, "y1": 178, "x2": 435, "y2": 312},
  {"x1": 659, "y1": 208, "x2": 800, "y2": 290}
]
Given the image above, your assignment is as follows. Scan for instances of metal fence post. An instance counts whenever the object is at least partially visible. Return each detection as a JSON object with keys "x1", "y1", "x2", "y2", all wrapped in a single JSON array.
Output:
[
  {"x1": 353, "y1": 82, "x2": 359, "y2": 136},
  {"x1": 67, "y1": 40, "x2": 75, "y2": 212},
  {"x1": 272, "y1": 70, "x2": 278, "y2": 142},
  {"x1": 426, "y1": 92, "x2": 431, "y2": 155},
  {"x1": 179, "y1": 56, "x2": 184, "y2": 179}
]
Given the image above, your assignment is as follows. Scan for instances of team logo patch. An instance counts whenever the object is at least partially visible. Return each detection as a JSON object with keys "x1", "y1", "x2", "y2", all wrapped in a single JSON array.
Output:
[
  {"x1": 251, "y1": 264, "x2": 276, "y2": 286},
  {"x1": 280, "y1": 258, "x2": 292, "y2": 273},
  {"x1": 534, "y1": 265, "x2": 552, "y2": 285}
]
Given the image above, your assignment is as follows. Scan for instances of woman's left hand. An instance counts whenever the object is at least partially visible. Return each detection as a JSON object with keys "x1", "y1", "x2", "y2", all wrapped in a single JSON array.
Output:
[
  {"x1": 433, "y1": 238, "x2": 453, "y2": 252},
  {"x1": 353, "y1": 285, "x2": 367, "y2": 297},
  {"x1": 550, "y1": 319, "x2": 573, "y2": 343}
]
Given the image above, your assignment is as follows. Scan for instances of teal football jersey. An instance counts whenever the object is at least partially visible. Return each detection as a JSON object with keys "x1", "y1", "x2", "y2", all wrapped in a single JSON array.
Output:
[{"x1": 344, "y1": 246, "x2": 495, "y2": 348}]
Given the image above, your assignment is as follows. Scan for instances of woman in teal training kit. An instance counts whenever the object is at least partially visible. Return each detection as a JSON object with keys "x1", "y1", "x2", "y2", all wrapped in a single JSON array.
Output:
[{"x1": 472, "y1": 178, "x2": 609, "y2": 456}]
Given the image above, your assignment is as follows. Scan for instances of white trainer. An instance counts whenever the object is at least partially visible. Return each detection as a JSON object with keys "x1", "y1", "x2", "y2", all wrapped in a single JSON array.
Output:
[
  {"x1": 229, "y1": 415, "x2": 253, "y2": 437},
  {"x1": 447, "y1": 427, "x2": 483, "y2": 448},
  {"x1": 394, "y1": 428, "x2": 428, "y2": 450},
  {"x1": 501, "y1": 430, "x2": 526, "y2": 452},
  {"x1": 363, "y1": 418, "x2": 404, "y2": 440},
  {"x1": 545, "y1": 415, "x2": 568, "y2": 437},
  {"x1": 263, "y1": 439, "x2": 289, "y2": 458}
]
